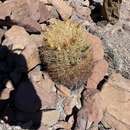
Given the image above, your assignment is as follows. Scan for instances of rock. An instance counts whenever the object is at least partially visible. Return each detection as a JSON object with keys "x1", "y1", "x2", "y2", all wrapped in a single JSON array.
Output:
[
  {"x1": 29, "y1": 67, "x2": 57, "y2": 109},
  {"x1": 46, "y1": 5, "x2": 59, "y2": 19},
  {"x1": 50, "y1": 0, "x2": 73, "y2": 20},
  {"x1": 0, "y1": 0, "x2": 50, "y2": 33},
  {"x1": 56, "y1": 85, "x2": 71, "y2": 97},
  {"x1": 28, "y1": 66, "x2": 43, "y2": 84},
  {"x1": 85, "y1": 32, "x2": 108, "y2": 89},
  {"x1": 26, "y1": 0, "x2": 40, "y2": 21},
  {"x1": 87, "y1": 59, "x2": 108, "y2": 89},
  {"x1": 63, "y1": 97, "x2": 76, "y2": 115},
  {"x1": 37, "y1": 89, "x2": 57, "y2": 110},
  {"x1": 74, "y1": 89, "x2": 105, "y2": 130},
  {"x1": 5, "y1": 25, "x2": 40, "y2": 71},
  {"x1": 0, "y1": 29, "x2": 5, "y2": 43},
  {"x1": 81, "y1": 0, "x2": 90, "y2": 7},
  {"x1": 5, "y1": 25, "x2": 31, "y2": 52},
  {"x1": 22, "y1": 42, "x2": 40, "y2": 70},
  {"x1": 40, "y1": 0, "x2": 48, "y2": 4},
  {"x1": 122, "y1": 22, "x2": 130, "y2": 32},
  {"x1": 53, "y1": 121, "x2": 72, "y2": 130},
  {"x1": 38, "y1": 123, "x2": 49, "y2": 130},
  {"x1": 40, "y1": 23, "x2": 47, "y2": 32},
  {"x1": 39, "y1": 2, "x2": 50, "y2": 23},
  {"x1": 0, "y1": 88, "x2": 12, "y2": 100},
  {"x1": 17, "y1": 17, "x2": 42, "y2": 33},
  {"x1": 100, "y1": 73, "x2": 130, "y2": 130},
  {"x1": 5, "y1": 80, "x2": 14, "y2": 90},
  {"x1": 42, "y1": 110, "x2": 60, "y2": 126},
  {"x1": 73, "y1": 5, "x2": 91, "y2": 20},
  {"x1": 63, "y1": 94, "x2": 82, "y2": 115},
  {"x1": 102, "y1": 112, "x2": 130, "y2": 130},
  {"x1": 86, "y1": 32, "x2": 104, "y2": 62},
  {"x1": 30, "y1": 34, "x2": 43, "y2": 47},
  {"x1": 0, "y1": 1, "x2": 15, "y2": 19}
]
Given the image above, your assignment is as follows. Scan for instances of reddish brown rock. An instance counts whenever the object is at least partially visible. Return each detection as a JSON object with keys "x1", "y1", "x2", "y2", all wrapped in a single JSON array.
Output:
[
  {"x1": 0, "y1": 1, "x2": 14, "y2": 19},
  {"x1": 17, "y1": 17, "x2": 42, "y2": 33},
  {"x1": 85, "y1": 32, "x2": 108, "y2": 89},
  {"x1": 5, "y1": 25, "x2": 31, "y2": 51},
  {"x1": 53, "y1": 121, "x2": 72, "y2": 130},
  {"x1": 74, "y1": 5, "x2": 91, "y2": 20},
  {"x1": 56, "y1": 85, "x2": 71, "y2": 97},
  {"x1": 42, "y1": 110, "x2": 60, "y2": 126},
  {"x1": 100, "y1": 73, "x2": 130, "y2": 130},
  {"x1": 26, "y1": 0, "x2": 40, "y2": 21},
  {"x1": 50, "y1": 0, "x2": 73, "y2": 20},
  {"x1": 22, "y1": 43, "x2": 40, "y2": 70},
  {"x1": 38, "y1": 123, "x2": 49, "y2": 130},
  {"x1": 63, "y1": 97, "x2": 76, "y2": 115},
  {"x1": 0, "y1": 88, "x2": 12, "y2": 100},
  {"x1": 75, "y1": 89, "x2": 105, "y2": 130},
  {"x1": 0, "y1": 0, "x2": 50, "y2": 32},
  {"x1": 36, "y1": 87, "x2": 57, "y2": 110},
  {"x1": 39, "y1": 2, "x2": 50, "y2": 23},
  {"x1": 29, "y1": 67, "x2": 57, "y2": 109},
  {"x1": 86, "y1": 32, "x2": 104, "y2": 62},
  {"x1": 0, "y1": 28, "x2": 5, "y2": 43},
  {"x1": 87, "y1": 59, "x2": 108, "y2": 89}
]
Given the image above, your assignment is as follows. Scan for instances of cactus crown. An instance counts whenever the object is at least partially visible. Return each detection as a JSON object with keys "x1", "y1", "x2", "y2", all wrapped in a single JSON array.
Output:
[{"x1": 40, "y1": 20, "x2": 93, "y2": 89}]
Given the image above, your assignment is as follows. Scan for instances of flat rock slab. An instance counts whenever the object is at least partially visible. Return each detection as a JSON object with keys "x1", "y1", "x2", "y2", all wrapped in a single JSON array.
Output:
[{"x1": 100, "y1": 73, "x2": 130, "y2": 130}]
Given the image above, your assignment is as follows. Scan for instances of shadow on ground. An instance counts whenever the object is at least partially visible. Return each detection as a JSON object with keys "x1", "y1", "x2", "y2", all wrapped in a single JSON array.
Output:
[{"x1": 0, "y1": 45, "x2": 42, "y2": 129}]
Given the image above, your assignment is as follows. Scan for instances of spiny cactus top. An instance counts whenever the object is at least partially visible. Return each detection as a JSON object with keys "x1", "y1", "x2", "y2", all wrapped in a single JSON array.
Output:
[{"x1": 39, "y1": 20, "x2": 93, "y2": 89}]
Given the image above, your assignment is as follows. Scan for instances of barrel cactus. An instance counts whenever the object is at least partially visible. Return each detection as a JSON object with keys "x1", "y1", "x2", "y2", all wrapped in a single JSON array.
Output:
[{"x1": 39, "y1": 20, "x2": 93, "y2": 89}]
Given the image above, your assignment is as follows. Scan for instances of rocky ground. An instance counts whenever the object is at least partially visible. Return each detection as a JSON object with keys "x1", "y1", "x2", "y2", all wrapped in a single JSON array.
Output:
[{"x1": 0, "y1": 0, "x2": 130, "y2": 130}]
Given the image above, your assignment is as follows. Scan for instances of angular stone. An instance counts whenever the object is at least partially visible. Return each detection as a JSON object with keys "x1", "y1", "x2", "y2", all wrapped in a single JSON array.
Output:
[
  {"x1": 42, "y1": 110, "x2": 60, "y2": 126},
  {"x1": 75, "y1": 89, "x2": 105, "y2": 130},
  {"x1": 10, "y1": 0, "x2": 29, "y2": 22},
  {"x1": 5, "y1": 25, "x2": 31, "y2": 51},
  {"x1": 38, "y1": 89, "x2": 57, "y2": 110},
  {"x1": 38, "y1": 123, "x2": 49, "y2": 130},
  {"x1": 50, "y1": 0, "x2": 73, "y2": 20},
  {"x1": 0, "y1": 0, "x2": 48, "y2": 33},
  {"x1": 5, "y1": 80, "x2": 14, "y2": 90},
  {"x1": 39, "y1": 2, "x2": 50, "y2": 23},
  {"x1": 86, "y1": 32, "x2": 104, "y2": 62},
  {"x1": 30, "y1": 34, "x2": 43, "y2": 47},
  {"x1": 84, "y1": 32, "x2": 108, "y2": 89},
  {"x1": 87, "y1": 59, "x2": 108, "y2": 89},
  {"x1": 100, "y1": 73, "x2": 130, "y2": 130},
  {"x1": 17, "y1": 17, "x2": 42, "y2": 33},
  {"x1": 22, "y1": 42, "x2": 40, "y2": 70},
  {"x1": 74, "y1": 5, "x2": 91, "y2": 20},
  {"x1": 29, "y1": 68, "x2": 57, "y2": 109},
  {"x1": 57, "y1": 85, "x2": 71, "y2": 97},
  {"x1": 26, "y1": 0, "x2": 40, "y2": 21},
  {"x1": 0, "y1": 1, "x2": 15, "y2": 20},
  {"x1": 0, "y1": 88, "x2": 12, "y2": 100},
  {"x1": 63, "y1": 97, "x2": 75, "y2": 115},
  {"x1": 53, "y1": 121, "x2": 72, "y2": 130},
  {"x1": 0, "y1": 29, "x2": 5, "y2": 43}
]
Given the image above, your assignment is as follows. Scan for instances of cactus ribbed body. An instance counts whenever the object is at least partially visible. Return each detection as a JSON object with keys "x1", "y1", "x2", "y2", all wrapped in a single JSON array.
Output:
[{"x1": 39, "y1": 20, "x2": 93, "y2": 89}]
